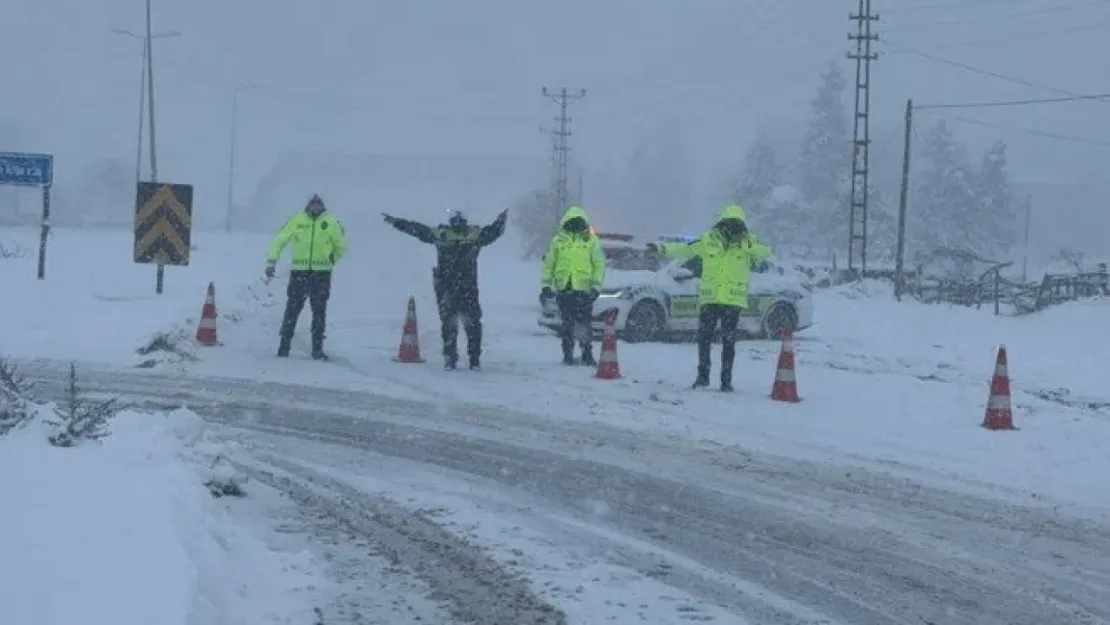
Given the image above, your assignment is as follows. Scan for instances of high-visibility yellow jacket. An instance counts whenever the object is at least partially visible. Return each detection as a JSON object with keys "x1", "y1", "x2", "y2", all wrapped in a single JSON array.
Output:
[
  {"x1": 541, "y1": 205, "x2": 606, "y2": 292},
  {"x1": 267, "y1": 210, "x2": 347, "y2": 271},
  {"x1": 658, "y1": 204, "x2": 771, "y2": 308}
]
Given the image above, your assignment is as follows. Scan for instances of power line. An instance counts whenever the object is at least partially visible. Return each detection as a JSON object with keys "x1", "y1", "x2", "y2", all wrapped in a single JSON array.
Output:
[
  {"x1": 885, "y1": 0, "x2": 1110, "y2": 30},
  {"x1": 920, "y1": 111, "x2": 1110, "y2": 148},
  {"x1": 916, "y1": 92, "x2": 1110, "y2": 110},
  {"x1": 884, "y1": 0, "x2": 1085, "y2": 14},
  {"x1": 884, "y1": 40, "x2": 1110, "y2": 103},
  {"x1": 927, "y1": 16, "x2": 1110, "y2": 51}
]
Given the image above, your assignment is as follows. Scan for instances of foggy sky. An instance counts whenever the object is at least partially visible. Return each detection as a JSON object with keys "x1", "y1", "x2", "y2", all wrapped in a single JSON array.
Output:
[{"x1": 2, "y1": 0, "x2": 1106, "y2": 216}]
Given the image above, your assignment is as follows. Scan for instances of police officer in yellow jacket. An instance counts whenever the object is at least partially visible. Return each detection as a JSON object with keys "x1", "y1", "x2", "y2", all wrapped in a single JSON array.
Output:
[
  {"x1": 540, "y1": 205, "x2": 607, "y2": 366},
  {"x1": 648, "y1": 203, "x2": 771, "y2": 391},
  {"x1": 265, "y1": 194, "x2": 348, "y2": 360}
]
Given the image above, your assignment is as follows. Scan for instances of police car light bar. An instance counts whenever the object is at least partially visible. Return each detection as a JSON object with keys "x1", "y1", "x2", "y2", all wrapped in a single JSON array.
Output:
[
  {"x1": 656, "y1": 234, "x2": 698, "y2": 244},
  {"x1": 596, "y1": 232, "x2": 636, "y2": 242}
]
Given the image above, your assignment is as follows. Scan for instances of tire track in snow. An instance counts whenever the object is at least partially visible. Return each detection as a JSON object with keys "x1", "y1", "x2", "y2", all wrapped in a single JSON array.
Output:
[
  {"x1": 233, "y1": 454, "x2": 568, "y2": 625},
  {"x1": 27, "y1": 363, "x2": 1110, "y2": 625}
]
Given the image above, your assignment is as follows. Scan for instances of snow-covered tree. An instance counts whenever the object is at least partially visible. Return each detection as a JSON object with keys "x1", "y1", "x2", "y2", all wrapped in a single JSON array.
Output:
[
  {"x1": 909, "y1": 118, "x2": 977, "y2": 258},
  {"x1": 45, "y1": 363, "x2": 119, "y2": 447},
  {"x1": 796, "y1": 61, "x2": 852, "y2": 257},
  {"x1": 969, "y1": 140, "x2": 1018, "y2": 258},
  {"x1": 734, "y1": 133, "x2": 781, "y2": 207},
  {"x1": 616, "y1": 119, "x2": 695, "y2": 234},
  {"x1": 798, "y1": 62, "x2": 850, "y2": 210},
  {"x1": 0, "y1": 357, "x2": 35, "y2": 436},
  {"x1": 510, "y1": 187, "x2": 556, "y2": 260}
]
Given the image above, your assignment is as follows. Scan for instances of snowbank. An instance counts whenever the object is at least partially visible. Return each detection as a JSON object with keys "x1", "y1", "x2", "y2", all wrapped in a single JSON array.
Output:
[
  {"x1": 0, "y1": 409, "x2": 320, "y2": 625},
  {"x1": 0, "y1": 227, "x2": 275, "y2": 366}
]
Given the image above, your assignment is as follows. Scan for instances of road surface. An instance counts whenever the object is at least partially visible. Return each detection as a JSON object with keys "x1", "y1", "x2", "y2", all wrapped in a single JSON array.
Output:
[{"x1": 25, "y1": 361, "x2": 1110, "y2": 625}]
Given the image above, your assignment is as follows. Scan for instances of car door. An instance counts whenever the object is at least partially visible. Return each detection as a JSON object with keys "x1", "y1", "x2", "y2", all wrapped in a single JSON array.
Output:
[{"x1": 666, "y1": 258, "x2": 702, "y2": 332}]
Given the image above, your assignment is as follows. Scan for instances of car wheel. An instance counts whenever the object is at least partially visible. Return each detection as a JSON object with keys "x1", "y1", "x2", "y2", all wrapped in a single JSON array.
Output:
[
  {"x1": 624, "y1": 301, "x2": 665, "y2": 343},
  {"x1": 762, "y1": 303, "x2": 797, "y2": 340}
]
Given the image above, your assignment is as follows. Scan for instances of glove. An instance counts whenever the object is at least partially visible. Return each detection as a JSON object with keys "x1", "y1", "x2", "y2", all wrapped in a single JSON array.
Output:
[
  {"x1": 264, "y1": 264, "x2": 275, "y2": 279},
  {"x1": 646, "y1": 242, "x2": 660, "y2": 252},
  {"x1": 541, "y1": 287, "x2": 553, "y2": 299},
  {"x1": 382, "y1": 213, "x2": 396, "y2": 225},
  {"x1": 589, "y1": 288, "x2": 600, "y2": 300}
]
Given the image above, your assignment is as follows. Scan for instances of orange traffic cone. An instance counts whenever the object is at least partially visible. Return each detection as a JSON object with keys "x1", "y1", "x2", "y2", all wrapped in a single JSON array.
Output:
[
  {"x1": 393, "y1": 296, "x2": 425, "y2": 363},
  {"x1": 982, "y1": 345, "x2": 1017, "y2": 430},
  {"x1": 770, "y1": 327, "x2": 800, "y2": 402},
  {"x1": 595, "y1": 309, "x2": 622, "y2": 380},
  {"x1": 195, "y1": 282, "x2": 220, "y2": 346}
]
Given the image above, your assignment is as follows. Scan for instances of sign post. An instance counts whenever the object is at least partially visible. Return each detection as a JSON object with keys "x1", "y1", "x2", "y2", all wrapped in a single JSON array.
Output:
[
  {"x1": 133, "y1": 181, "x2": 193, "y2": 293},
  {"x1": 0, "y1": 152, "x2": 54, "y2": 279}
]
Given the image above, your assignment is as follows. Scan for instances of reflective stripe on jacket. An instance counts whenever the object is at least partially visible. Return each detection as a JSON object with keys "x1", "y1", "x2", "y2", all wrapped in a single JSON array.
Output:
[
  {"x1": 267, "y1": 211, "x2": 347, "y2": 271},
  {"x1": 541, "y1": 205, "x2": 606, "y2": 292},
  {"x1": 658, "y1": 204, "x2": 771, "y2": 308}
]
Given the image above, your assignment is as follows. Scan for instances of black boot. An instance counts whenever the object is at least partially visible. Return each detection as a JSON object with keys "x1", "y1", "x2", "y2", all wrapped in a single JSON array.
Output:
[
  {"x1": 720, "y1": 367, "x2": 734, "y2": 392},
  {"x1": 311, "y1": 337, "x2": 327, "y2": 361},
  {"x1": 468, "y1": 355, "x2": 480, "y2": 371},
  {"x1": 580, "y1": 344, "x2": 597, "y2": 367},
  {"x1": 277, "y1": 336, "x2": 292, "y2": 358},
  {"x1": 691, "y1": 375, "x2": 710, "y2": 389},
  {"x1": 561, "y1": 338, "x2": 575, "y2": 365}
]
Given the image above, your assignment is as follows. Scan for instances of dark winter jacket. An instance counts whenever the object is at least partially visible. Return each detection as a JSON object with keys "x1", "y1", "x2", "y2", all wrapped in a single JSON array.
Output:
[{"x1": 385, "y1": 211, "x2": 507, "y2": 301}]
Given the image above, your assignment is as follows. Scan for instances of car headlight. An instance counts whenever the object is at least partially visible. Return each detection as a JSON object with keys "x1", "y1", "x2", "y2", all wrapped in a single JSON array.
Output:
[{"x1": 599, "y1": 289, "x2": 635, "y2": 300}]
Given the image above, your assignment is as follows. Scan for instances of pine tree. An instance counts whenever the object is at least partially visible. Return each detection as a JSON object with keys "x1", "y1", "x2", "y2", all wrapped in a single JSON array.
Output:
[
  {"x1": 798, "y1": 61, "x2": 851, "y2": 255},
  {"x1": 734, "y1": 133, "x2": 781, "y2": 207},
  {"x1": 510, "y1": 188, "x2": 557, "y2": 260},
  {"x1": 970, "y1": 140, "x2": 1017, "y2": 259},
  {"x1": 910, "y1": 118, "x2": 977, "y2": 258},
  {"x1": 0, "y1": 357, "x2": 35, "y2": 435}
]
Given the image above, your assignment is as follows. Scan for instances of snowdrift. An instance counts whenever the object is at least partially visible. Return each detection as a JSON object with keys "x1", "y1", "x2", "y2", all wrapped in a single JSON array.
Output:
[{"x1": 0, "y1": 410, "x2": 319, "y2": 625}]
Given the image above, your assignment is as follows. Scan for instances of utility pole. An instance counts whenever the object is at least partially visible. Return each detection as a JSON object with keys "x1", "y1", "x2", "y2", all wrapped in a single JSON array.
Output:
[
  {"x1": 110, "y1": 27, "x2": 179, "y2": 188},
  {"x1": 894, "y1": 99, "x2": 913, "y2": 301},
  {"x1": 847, "y1": 0, "x2": 879, "y2": 277},
  {"x1": 542, "y1": 87, "x2": 586, "y2": 228},
  {"x1": 222, "y1": 84, "x2": 256, "y2": 233}
]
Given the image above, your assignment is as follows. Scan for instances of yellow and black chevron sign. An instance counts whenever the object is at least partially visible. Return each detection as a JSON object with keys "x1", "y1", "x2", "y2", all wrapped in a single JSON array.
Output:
[{"x1": 134, "y1": 182, "x2": 193, "y2": 266}]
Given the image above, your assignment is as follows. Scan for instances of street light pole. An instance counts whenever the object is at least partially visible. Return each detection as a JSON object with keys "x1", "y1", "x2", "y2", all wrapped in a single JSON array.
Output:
[
  {"x1": 111, "y1": 27, "x2": 179, "y2": 185},
  {"x1": 144, "y1": 0, "x2": 158, "y2": 183},
  {"x1": 222, "y1": 84, "x2": 256, "y2": 233}
]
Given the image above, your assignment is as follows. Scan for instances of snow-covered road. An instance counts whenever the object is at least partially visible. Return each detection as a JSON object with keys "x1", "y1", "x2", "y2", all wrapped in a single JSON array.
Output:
[{"x1": 25, "y1": 362, "x2": 1110, "y2": 625}]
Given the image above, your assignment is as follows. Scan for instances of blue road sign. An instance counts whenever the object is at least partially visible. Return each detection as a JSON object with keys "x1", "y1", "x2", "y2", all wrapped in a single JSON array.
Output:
[{"x1": 0, "y1": 152, "x2": 53, "y2": 186}]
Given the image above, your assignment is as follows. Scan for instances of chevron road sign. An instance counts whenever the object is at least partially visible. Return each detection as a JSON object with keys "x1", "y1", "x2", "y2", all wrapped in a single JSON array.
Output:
[{"x1": 134, "y1": 181, "x2": 193, "y2": 266}]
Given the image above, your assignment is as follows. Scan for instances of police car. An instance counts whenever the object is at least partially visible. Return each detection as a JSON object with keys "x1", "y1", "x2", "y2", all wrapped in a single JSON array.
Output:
[{"x1": 538, "y1": 244, "x2": 815, "y2": 342}]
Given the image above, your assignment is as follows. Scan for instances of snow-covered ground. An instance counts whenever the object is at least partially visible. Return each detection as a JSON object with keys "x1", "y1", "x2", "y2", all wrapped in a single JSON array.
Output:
[
  {"x1": 4, "y1": 224, "x2": 1110, "y2": 623},
  {"x1": 0, "y1": 407, "x2": 322, "y2": 625}
]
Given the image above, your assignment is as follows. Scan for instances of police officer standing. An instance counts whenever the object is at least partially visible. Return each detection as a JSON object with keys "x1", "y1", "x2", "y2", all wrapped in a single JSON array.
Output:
[
  {"x1": 540, "y1": 205, "x2": 607, "y2": 366},
  {"x1": 383, "y1": 209, "x2": 508, "y2": 370},
  {"x1": 648, "y1": 203, "x2": 770, "y2": 391},
  {"x1": 265, "y1": 194, "x2": 348, "y2": 360}
]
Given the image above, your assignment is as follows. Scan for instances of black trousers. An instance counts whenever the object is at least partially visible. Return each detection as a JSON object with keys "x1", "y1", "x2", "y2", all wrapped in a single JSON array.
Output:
[
  {"x1": 434, "y1": 269, "x2": 482, "y2": 365},
  {"x1": 438, "y1": 292, "x2": 482, "y2": 364},
  {"x1": 697, "y1": 303, "x2": 741, "y2": 383},
  {"x1": 279, "y1": 270, "x2": 331, "y2": 347},
  {"x1": 555, "y1": 290, "x2": 594, "y2": 357}
]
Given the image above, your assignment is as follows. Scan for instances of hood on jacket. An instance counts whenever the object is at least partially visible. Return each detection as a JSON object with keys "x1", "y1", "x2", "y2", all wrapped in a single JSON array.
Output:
[
  {"x1": 559, "y1": 204, "x2": 591, "y2": 233},
  {"x1": 715, "y1": 203, "x2": 747, "y2": 224}
]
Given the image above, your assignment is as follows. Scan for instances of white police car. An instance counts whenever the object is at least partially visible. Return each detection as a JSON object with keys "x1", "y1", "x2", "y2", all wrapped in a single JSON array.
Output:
[{"x1": 538, "y1": 254, "x2": 815, "y2": 342}]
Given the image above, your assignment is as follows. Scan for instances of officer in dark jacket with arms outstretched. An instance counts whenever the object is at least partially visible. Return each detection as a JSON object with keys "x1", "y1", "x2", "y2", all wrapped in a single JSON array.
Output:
[{"x1": 383, "y1": 209, "x2": 508, "y2": 370}]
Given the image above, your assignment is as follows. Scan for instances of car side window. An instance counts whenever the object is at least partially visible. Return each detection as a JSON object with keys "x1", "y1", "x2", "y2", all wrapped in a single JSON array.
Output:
[{"x1": 682, "y1": 257, "x2": 703, "y2": 277}]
